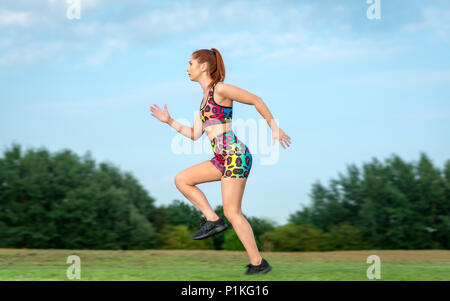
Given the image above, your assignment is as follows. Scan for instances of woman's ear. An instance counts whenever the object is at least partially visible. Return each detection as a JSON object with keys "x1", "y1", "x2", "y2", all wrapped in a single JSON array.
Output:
[{"x1": 201, "y1": 62, "x2": 208, "y2": 73}]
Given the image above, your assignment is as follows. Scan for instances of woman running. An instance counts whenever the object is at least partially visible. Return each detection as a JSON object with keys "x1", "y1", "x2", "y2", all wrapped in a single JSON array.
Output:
[{"x1": 150, "y1": 48, "x2": 291, "y2": 275}]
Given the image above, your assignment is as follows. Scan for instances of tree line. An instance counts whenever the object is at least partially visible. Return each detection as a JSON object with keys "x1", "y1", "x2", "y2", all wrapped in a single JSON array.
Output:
[{"x1": 0, "y1": 143, "x2": 448, "y2": 251}]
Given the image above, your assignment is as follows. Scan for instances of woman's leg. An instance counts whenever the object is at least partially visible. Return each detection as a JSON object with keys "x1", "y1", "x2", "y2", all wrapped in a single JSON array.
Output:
[
  {"x1": 174, "y1": 160, "x2": 223, "y2": 221},
  {"x1": 221, "y1": 177, "x2": 262, "y2": 266}
]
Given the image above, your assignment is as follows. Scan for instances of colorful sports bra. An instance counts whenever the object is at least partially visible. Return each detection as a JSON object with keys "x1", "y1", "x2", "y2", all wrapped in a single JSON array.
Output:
[{"x1": 200, "y1": 81, "x2": 233, "y2": 128}]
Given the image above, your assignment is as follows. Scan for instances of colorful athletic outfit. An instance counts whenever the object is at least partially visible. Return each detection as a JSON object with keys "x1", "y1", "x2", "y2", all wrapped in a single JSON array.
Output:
[{"x1": 200, "y1": 81, "x2": 253, "y2": 178}]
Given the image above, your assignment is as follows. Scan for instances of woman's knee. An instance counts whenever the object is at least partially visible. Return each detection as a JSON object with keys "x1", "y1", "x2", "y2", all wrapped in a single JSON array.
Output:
[
  {"x1": 174, "y1": 172, "x2": 188, "y2": 189},
  {"x1": 223, "y1": 207, "x2": 242, "y2": 221}
]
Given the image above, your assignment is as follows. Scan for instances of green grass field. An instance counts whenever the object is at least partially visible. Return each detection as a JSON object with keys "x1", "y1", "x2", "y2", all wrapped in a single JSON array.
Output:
[{"x1": 0, "y1": 249, "x2": 448, "y2": 281}]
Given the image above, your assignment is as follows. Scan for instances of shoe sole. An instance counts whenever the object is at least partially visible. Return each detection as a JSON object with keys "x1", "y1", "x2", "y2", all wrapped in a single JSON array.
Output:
[
  {"x1": 260, "y1": 265, "x2": 272, "y2": 274},
  {"x1": 192, "y1": 223, "x2": 228, "y2": 240},
  {"x1": 246, "y1": 265, "x2": 272, "y2": 275}
]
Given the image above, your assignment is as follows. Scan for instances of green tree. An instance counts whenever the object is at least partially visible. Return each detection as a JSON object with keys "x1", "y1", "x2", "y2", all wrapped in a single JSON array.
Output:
[
  {"x1": 221, "y1": 229, "x2": 245, "y2": 251},
  {"x1": 163, "y1": 199, "x2": 206, "y2": 231},
  {"x1": 288, "y1": 153, "x2": 450, "y2": 250},
  {"x1": 247, "y1": 216, "x2": 277, "y2": 250},
  {"x1": 210, "y1": 205, "x2": 228, "y2": 250},
  {"x1": 326, "y1": 222, "x2": 370, "y2": 250},
  {"x1": 260, "y1": 224, "x2": 328, "y2": 252},
  {"x1": 0, "y1": 143, "x2": 158, "y2": 250},
  {"x1": 158, "y1": 225, "x2": 213, "y2": 249}
]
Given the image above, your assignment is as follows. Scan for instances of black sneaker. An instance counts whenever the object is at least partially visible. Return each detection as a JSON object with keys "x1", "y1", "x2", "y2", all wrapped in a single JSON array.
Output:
[
  {"x1": 192, "y1": 217, "x2": 229, "y2": 240},
  {"x1": 245, "y1": 258, "x2": 272, "y2": 275}
]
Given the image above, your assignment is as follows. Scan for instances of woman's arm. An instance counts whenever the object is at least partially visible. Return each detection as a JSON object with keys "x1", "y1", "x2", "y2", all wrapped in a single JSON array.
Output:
[
  {"x1": 192, "y1": 111, "x2": 205, "y2": 141},
  {"x1": 150, "y1": 103, "x2": 203, "y2": 141},
  {"x1": 215, "y1": 83, "x2": 292, "y2": 148},
  {"x1": 167, "y1": 111, "x2": 204, "y2": 141},
  {"x1": 167, "y1": 117, "x2": 194, "y2": 140}
]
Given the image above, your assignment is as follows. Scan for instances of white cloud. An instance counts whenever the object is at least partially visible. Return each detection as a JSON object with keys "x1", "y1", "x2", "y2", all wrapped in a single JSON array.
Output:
[
  {"x1": 403, "y1": 7, "x2": 450, "y2": 42},
  {"x1": 379, "y1": 109, "x2": 450, "y2": 124},
  {"x1": 22, "y1": 78, "x2": 194, "y2": 112},
  {"x1": 188, "y1": 32, "x2": 267, "y2": 58},
  {"x1": 261, "y1": 37, "x2": 408, "y2": 64},
  {"x1": 0, "y1": 0, "x2": 438, "y2": 67},
  {"x1": 69, "y1": 2, "x2": 212, "y2": 44},
  {"x1": 77, "y1": 38, "x2": 127, "y2": 67},
  {"x1": 335, "y1": 69, "x2": 450, "y2": 88},
  {"x1": 124, "y1": 5, "x2": 210, "y2": 38},
  {"x1": 185, "y1": 2, "x2": 402, "y2": 64},
  {"x1": 0, "y1": 41, "x2": 83, "y2": 66},
  {"x1": 190, "y1": 31, "x2": 404, "y2": 65},
  {"x1": 0, "y1": 10, "x2": 30, "y2": 28},
  {"x1": 47, "y1": 0, "x2": 108, "y2": 11}
]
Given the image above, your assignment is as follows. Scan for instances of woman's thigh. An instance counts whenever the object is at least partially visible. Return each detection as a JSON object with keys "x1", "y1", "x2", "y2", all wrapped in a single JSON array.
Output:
[{"x1": 175, "y1": 160, "x2": 223, "y2": 186}]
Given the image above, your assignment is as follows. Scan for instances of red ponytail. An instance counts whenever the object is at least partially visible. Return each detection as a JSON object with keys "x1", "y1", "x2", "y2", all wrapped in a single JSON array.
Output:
[{"x1": 192, "y1": 48, "x2": 226, "y2": 90}]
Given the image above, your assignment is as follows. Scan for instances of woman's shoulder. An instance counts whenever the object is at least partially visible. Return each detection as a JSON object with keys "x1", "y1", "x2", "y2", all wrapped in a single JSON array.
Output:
[
  {"x1": 214, "y1": 81, "x2": 233, "y2": 107},
  {"x1": 214, "y1": 81, "x2": 229, "y2": 93}
]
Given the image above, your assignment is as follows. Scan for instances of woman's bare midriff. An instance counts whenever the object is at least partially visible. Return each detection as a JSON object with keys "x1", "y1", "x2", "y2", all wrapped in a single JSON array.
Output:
[
  {"x1": 205, "y1": 123, "x2": 233, "y2": 141},
  {"x1": 201, "y1": 86, "x2": 233, "y2": 141}
]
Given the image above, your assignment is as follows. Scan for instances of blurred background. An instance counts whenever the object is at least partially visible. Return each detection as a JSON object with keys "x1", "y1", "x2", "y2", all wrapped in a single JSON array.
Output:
[{"x1": 0, "y1": 0, "x2": 449, "y2": 253}]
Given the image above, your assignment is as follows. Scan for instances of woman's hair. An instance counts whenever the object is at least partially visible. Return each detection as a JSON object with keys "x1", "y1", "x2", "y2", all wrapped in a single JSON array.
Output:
[{"x1": 192, "y1": 48, "x2": 225, "y2": 90}]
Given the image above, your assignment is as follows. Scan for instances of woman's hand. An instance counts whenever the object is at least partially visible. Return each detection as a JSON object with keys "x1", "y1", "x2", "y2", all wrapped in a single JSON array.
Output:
[
  {"x1": 150, "y1": 104, "x2": 170, "y2": 124},
  {"x1": 272, "y1": 127, "x2": 292, "y2": 149}
]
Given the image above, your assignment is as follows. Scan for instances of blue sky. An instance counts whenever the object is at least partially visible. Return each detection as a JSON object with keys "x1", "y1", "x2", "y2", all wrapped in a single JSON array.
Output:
[{"x1": 1, "y1": 0, "x2": 449, "y2": 226}]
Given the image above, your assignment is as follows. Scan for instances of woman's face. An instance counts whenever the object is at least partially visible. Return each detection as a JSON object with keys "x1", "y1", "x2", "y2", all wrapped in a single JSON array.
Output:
[{"x1": 187, "y1": 56, "x2": 206, "y2": 82}]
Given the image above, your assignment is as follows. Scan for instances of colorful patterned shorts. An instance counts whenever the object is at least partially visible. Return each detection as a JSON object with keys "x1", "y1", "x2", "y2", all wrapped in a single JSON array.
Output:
[{"x1": 210, "y1": 130, "x2": 253, "y2": 178}]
